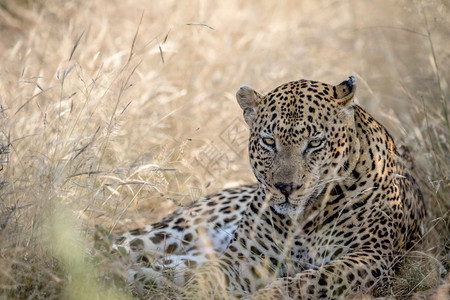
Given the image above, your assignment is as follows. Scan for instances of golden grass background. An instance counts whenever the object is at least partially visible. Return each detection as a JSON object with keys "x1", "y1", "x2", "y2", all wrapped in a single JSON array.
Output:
[{"x1": 0, "y1": 0, "x2": 448, "y2": 298}]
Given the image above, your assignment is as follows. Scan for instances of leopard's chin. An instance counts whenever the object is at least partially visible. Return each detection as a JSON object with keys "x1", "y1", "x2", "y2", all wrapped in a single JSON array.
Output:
[{"x1": 273, "y1": 200, "x2": 306, "y2": 218}]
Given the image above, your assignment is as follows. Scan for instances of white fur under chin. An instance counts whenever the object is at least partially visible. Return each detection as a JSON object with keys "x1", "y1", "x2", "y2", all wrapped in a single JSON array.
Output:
[{"x1": 273, "y1": 202, "x2": 305, "y2": 219}]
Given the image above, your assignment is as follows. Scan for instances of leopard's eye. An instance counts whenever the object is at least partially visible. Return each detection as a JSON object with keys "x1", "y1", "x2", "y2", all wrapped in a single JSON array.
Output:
[
  {"x1": 308, "y1": 139, "x2": 323, "y2": 148},
  {"x1": 262, "y1": 137, "x2": 276, "y2": 147}
]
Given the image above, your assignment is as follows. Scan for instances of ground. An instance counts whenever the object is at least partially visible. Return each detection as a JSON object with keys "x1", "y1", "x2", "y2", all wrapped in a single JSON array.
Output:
[{"x1": 0, "y1": 0, "x2": 448, "y2": 299}]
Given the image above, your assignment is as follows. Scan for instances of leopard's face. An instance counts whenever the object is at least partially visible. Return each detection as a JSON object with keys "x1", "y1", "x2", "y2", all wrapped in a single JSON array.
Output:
[{"x1": 237, "y1": 77, "x2": 360, "y2": 216}]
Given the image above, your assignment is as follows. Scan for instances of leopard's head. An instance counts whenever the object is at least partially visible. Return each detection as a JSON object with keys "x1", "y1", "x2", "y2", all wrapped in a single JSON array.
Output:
[{"x1": 237, "y1": 76, "x2": 360, "y2": 216}]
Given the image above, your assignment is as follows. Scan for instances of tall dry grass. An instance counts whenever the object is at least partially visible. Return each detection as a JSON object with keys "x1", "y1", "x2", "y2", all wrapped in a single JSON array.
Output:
[{"x1": 0, "y1": 0, "x2": 448, "y2": 298}]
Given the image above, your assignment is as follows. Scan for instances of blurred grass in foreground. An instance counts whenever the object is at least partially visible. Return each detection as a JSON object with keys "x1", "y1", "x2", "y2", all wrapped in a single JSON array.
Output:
[{"x1": 45, "y1": 203, "x2": 130, "y2": 300}]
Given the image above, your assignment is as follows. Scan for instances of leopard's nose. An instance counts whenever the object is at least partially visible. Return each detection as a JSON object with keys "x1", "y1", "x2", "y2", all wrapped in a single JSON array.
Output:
[{"x1": 274, "y1": 182, "x2": 301, "y2": 196}]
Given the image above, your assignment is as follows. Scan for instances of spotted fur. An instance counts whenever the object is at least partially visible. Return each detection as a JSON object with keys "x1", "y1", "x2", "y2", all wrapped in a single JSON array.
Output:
[
  {"x1": 113, "y1": 76, "x2": 425, "y2": 299},
  {"x1": 112, "y1": 185, "x2": 255, "y2": 285}
]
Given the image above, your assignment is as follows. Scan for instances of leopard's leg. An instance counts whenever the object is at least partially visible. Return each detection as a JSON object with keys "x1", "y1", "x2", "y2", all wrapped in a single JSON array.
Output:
[
  {"x1": 113, "y1": 223, "x2": 237, "y2": 286},
  {"x1": 250, "y1": 249, "x2": 393, "y2": 300}
]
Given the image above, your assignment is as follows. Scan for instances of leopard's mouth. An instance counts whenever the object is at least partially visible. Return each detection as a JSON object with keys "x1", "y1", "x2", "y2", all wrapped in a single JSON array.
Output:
[
  {"x1": 266, "y1": 183, "x2": 320, "y2": 217},
  {"x1": 270, "y1": 190, "x2": 320, "y2": 218},
  {"x1": 268, "y1": 181, "x2": 325, "y2": 215}
]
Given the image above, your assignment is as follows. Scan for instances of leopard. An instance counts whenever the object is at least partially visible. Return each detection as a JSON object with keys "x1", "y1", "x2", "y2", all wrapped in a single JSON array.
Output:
[{"x1": 113, "y1": 75, "x2": 426, "y2": 299}]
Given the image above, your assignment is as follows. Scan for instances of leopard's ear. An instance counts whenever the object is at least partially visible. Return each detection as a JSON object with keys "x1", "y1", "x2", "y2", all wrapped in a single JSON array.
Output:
[
  {"x1": 236, "y1": 85, "x2": 262, "y2": 126},
  {"x1": 333, "y1": 75, "x2": 357, "y2": 107}
]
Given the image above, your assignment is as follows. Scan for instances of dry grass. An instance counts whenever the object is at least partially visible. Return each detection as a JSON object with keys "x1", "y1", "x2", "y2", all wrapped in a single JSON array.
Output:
[{"x1": 0, "y1": 0, "x2": 448, "y2": 299}]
